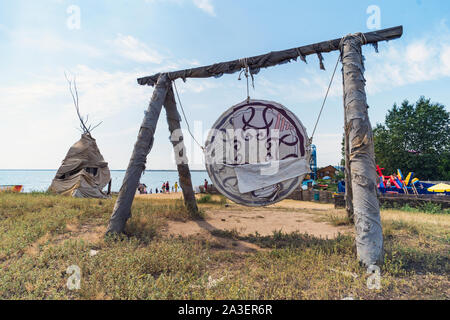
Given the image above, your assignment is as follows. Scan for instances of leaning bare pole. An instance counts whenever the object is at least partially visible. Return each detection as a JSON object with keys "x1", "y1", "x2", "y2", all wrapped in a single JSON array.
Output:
[
  {"x1": 341, "y1": 34, "x2": 383, "y2": 266},
  {"x1": 107, "y1": 74, "x2": 169, "y2": 234},
  {"x1": 164, "y1": 85, "x2": 199, "y2": 214}
]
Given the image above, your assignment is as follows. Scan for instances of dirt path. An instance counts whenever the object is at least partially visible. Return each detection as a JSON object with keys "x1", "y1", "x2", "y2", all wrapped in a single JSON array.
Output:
[
  {"x1": 166, "y1": 207, "x2": 350, "y2": 238},
  {"x1": 145, "y1": 194, "x2": 353, "y2": 251}
]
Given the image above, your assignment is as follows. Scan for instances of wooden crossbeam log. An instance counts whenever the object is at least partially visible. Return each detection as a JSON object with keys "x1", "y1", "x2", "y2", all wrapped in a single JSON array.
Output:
[{"x1": 137, "y1": 26, "x2": 403, "y2": 86}]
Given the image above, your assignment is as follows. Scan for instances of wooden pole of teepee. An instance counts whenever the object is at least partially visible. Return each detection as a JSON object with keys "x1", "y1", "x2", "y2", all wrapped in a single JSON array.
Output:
[
  {"x1": 106, "y1": 74, "x2": 169, "y2": 234},
  {"x1": 341, "y1": 35, "x2": 383, "y2": 266},
  {"x1": 164, "y1": 84, "x2": 199, "y2": 215}
]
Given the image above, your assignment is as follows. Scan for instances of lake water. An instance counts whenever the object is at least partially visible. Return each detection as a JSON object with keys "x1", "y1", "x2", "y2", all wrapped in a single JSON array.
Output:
[{"x1": 0, "y1": 169, "x2": 210, "y2": 193}]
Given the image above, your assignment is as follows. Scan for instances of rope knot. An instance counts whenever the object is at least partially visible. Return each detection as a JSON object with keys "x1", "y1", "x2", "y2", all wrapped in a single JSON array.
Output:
[{"x1": 238, "y1": 57, "x2": 253, "y2": 102}]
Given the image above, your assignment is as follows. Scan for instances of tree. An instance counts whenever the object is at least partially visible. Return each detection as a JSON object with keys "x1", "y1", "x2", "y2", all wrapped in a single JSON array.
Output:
[{"x1": 373, "y1": 97, "x2": 450, "y2": 180}]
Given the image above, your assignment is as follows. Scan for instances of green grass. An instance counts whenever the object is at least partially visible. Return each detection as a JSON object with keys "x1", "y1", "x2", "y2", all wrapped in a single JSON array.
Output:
[
  {"x1": 381, "y1": 202, "x2": 450, "y2": 214},
  {"x1": 197, "y1": 194, "x2": 228, "y2": 205},
  {"x1": 0, "y1": 193, "x2": 448, "y2": 299},
  {"x1": 328, "y1": 214, "x2": 354, "y2": 226}
]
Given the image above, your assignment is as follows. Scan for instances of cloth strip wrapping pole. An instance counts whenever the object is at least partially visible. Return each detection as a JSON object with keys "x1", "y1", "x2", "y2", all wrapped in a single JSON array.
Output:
[
  {"x1": 107, "y1": 74, "x2": 169, "y2": 234},
  {"x1": 164, "y1": 84, "x2": 199, "y2": 214},
  {"x1": 342, "y1": 57, "x2": 354, "y2": 222},
  {"x1": 341, "y1": 35, "x2": 383, "y2": 266},
  {"x1": 232, "y1": 158, "x2": 310, "y2": 194}
]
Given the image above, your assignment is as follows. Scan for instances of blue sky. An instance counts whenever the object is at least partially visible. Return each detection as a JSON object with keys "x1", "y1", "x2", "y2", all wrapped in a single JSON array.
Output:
[{"x1": 0, "y1": 0, "x2": 449, "y2": 169}]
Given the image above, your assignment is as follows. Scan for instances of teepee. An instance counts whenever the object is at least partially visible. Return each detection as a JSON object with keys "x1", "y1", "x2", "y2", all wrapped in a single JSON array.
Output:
[{"x1": 48, "y1": 74, "x2": 111, "y2": 198}]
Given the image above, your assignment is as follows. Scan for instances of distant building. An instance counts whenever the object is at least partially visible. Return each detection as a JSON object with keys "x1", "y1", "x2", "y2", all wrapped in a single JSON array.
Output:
[{"x1": 317, "y1": 165, "x2": 338, "y2": 179}]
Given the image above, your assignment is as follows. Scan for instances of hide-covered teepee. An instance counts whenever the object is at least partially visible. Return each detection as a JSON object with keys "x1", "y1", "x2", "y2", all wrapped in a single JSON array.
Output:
[
  {"x1": 48, "y1": 74, "x2": 111, "y2": 198},
  {"x1": 49, "y1": 133, "x2": 111, "y2": 198}
]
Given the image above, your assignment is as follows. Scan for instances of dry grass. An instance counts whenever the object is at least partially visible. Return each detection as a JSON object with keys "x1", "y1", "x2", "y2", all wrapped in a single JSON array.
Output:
[{"x1": 0, "y1": 192, "x2": 448, "y2": 300}]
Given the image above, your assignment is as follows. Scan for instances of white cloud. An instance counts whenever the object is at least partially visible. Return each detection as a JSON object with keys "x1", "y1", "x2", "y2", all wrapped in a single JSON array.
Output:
[
  {"x1": 441, "y1": 45, "x2": 450, "y2": 73},
  {"x1": 110, "y1": 33, "x2": 203, "y2": 70},
  {"x1": 364, "y1": 30, "x2": 450, "y2": 94},
  {"x1": 0, "y1": 65, "x2": 150, "y2": 169},
  {"x1": 192, "y1": 0, "x2": 215, "y2": 16},
  {"x1": 0, "y1": 63, "x2": 222, "y2": 169},
  {"x1": 254, "y1": 28, "x2": 450, "y2": 102},
  {"x1": 175, "y1": 78, "x2": 219, "y2": 94},
  {"x1": 255, "y1": 62, "x2": 343, "y2": 103},
  {"x1": 111, "y1": 33, "x2": 165, "y2": 64},
  {"x1": 9, "y1": 29, "x2": 102, "y2": 57},
  {"x1": 146, "y1": 0, "x2": 216, "y2": 16}
]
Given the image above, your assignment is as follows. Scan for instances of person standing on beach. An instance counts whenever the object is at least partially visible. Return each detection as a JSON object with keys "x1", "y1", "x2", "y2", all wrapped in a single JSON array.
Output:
[
  {"x1": 174, "y1": 181, "x2": 178, "y2": 193},
  {"x1": 162, "y1": 183, "x2": 166, "y2": 193},
  {"x1": 166, "y1": 181, "x2": 170, "y2": 193},
  {"x1": 204, "y1": 179, "x2": 208, "y2": 193}
]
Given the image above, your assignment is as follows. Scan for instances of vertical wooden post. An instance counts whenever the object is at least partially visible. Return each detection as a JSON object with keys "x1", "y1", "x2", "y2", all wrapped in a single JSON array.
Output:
[
  {"x1": 107, "y1": 74, "x2": 169, "y2": 234},
  {"x1": 344, "y1": 111, "x2": 354, "y2": 223},
  {"x1": 164, "y1": 84, "x2": 199, "y2": 215},
  {"x1": 341, "y1": 35, "x2": 383, "y2": 266}
]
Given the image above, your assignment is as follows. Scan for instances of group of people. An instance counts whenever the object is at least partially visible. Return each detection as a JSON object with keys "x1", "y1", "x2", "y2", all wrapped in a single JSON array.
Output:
[
  {"x1": 156, "y1": 181, "x2": 178, "y2": 194},
  {"x1": 137, "y1": 181, "x2": 179, "y2": 195},
  {"x1": 137, "y1": 179, "x2": 208, "y2": 195}
]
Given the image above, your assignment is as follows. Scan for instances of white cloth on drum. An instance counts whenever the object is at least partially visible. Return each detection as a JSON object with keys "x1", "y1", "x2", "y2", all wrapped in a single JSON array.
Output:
[{"x1": 232, "y1": 158, "x2": 310, "y2": 193}]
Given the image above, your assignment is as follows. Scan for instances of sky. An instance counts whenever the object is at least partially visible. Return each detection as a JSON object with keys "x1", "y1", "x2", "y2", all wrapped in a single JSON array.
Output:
[{"x1": 0, "y1": 0, "x2": 449, "y2": 170}]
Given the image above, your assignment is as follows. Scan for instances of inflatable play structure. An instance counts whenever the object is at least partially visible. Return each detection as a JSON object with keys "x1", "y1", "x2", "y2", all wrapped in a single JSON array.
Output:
[{"x1": 376, "y1": 165, "x2": 449, "y2": 195}]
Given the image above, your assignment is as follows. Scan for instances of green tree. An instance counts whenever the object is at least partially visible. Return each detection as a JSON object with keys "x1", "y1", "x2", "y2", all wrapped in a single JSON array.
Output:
[{"x1": 373, "y1": 97, "x2": 450, "y2": 180}]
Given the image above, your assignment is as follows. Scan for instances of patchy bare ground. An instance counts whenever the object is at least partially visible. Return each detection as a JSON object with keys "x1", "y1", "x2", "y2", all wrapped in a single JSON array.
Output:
[
  {"x1": 1, "y1": 192, "x2": 448, "y2": 300},
  {"x1": 164, "y1": 206, "x2": 351, "y2": 242},
  {"x1": 140, "y1": 193, "x2": 352, "y2": 252}
]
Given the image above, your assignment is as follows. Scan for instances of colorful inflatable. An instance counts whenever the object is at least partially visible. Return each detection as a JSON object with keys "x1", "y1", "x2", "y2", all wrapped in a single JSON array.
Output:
[{"x1": 375, "y1": 166, "x2": 442, "y2": 195}]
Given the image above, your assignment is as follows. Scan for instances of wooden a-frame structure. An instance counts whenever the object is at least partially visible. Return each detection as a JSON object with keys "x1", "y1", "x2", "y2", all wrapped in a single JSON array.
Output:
[{"x1": 107, "y1": 26, "x2": 403, "y2": 266}]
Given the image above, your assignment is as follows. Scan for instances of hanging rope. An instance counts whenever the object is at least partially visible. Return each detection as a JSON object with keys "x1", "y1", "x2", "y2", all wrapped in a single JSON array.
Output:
[
  {"x1": 238, "y1": 58, "x2": 254, "y2": 103},
  {"x1": 172, "y1": 80, "x2": 205, "y2": 151},
  {"x1": 173, "y1": 50, "x2": 339, "y2": 151},
  {"x1": 309, "y1": 53, "x2": 341, "y2": 143}
]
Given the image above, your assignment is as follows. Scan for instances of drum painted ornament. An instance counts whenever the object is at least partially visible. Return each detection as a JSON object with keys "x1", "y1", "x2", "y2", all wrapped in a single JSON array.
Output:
[{"x1": 205, "y1": 99, "x2": 311, "y2": 206}]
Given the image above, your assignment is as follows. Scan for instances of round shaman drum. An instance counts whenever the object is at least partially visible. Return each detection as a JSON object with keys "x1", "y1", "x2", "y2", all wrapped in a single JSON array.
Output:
[{"x1": 205, "y1": 99, "x2": 311, "y2": 206}]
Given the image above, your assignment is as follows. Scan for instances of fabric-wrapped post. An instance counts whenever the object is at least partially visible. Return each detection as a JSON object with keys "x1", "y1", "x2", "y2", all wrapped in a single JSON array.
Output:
[
  {"x1": 107, "y1": 74, "x2": 170, "y2": 234},
  {"x1": 342, "y1": 68, "x2": 354, "y2": 222},
  {"x1": 341, "y1": 35, "x2": 383, "y2": 266},
  {"x1": 164, "y1": 84, "x2": 199, "y2": 215}
]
